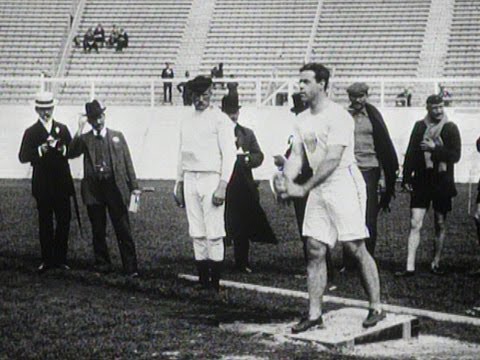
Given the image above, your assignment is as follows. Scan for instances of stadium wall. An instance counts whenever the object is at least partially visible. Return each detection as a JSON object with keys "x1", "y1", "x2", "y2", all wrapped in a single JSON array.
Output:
[{"x1": 4, "y1": 106, "x2": 480, "y2": 183}]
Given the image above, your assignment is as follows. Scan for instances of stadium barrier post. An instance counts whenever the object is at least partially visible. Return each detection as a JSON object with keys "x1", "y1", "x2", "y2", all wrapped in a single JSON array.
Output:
[
  {"x1": 380, "y1": 80, "x2": 385, "y2": 107},
  {"x1": 90, "y1": 81, "x2": 95, "y2": 101},
  {"x1": 255, "y1": 80, "x2": 262, "y2": 106}
]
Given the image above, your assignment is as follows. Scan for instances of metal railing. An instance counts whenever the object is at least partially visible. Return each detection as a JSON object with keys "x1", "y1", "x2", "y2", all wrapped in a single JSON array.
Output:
[{"x1": 1, "y1": 76, "x2": 480, "y2": 107}]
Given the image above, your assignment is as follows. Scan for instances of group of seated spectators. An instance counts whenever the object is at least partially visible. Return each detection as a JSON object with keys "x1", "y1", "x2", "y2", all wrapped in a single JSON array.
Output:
[
  {"x1": 74, "y1": 24, "x2": 129, "y2": 53},
  {"x1": 395, "y1": 85, "x2": 453, "y2": 107}
]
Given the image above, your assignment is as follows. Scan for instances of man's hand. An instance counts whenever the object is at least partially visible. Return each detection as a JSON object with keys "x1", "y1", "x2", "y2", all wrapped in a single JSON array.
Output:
[
  {"x1": 173, "y1": 181, "x2": 185, "y2": 208},
  {"x1": 272, "y1": 172, "x2": 287, "y2": 195},
  {"x1": 401, "y1": 182, "x2": 413, "y2": 192},
  {"x1": 39, "y1": 143, "x2": 49, "y2": 155},
  {"x1": 76, "y1": 114, "x2": 88, "y2": 135},
  {"x1": 132, "y1": 189, "x2": 142, "y2": 196},
  {"x1": 420, "y1": 138, "x2": 436, "y2": 151},
  {"x1": 285, "y1": 178, "x2": 307, "y2": 198},
  {"x1": 273, "y1": 155, "x2": 286, "y2": 168},
  {"x1": 212, "y1": 180, "x2": 227, "y2": 206}
]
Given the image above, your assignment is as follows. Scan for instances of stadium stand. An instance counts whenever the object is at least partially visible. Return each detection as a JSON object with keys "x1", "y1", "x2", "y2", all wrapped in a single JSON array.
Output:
[
  {"x1": 58, "y1": 0, "x2": 192, "y2": 104},
  {"x1": 0, "y1": 0, "x2": 72, "y2": 103},
  {"x1": 443, "y1": 0, "x2": 480, "y2": 106},
  {"x1": 311, "y1": 0, "x2": 431, "y2": 106},
  {"x1": 199, "y1": 0, "x2": 320, "y2": 104},
  {"x1": 1, "y1": 0, "x2": 480, "y2": 106}
]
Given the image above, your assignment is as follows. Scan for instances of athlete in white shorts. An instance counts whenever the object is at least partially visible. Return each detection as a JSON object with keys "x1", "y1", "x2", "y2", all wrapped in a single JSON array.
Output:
[
  {"x1": 275, "y1": 63, "x2": 385, "y2": 333},
  {"x1": 174, "y1": 75, "x2": 237, "y2": 293}
]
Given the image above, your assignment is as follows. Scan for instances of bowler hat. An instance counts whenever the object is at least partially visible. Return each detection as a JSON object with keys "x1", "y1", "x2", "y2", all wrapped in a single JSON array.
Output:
[
  {"x1": 187, "y1": 75, "x2": 213, "y2": 94},
  {"x1": 85, "y1": 99, "x2": 106, "y2": 119},
  {"x1": 221, "y1": 95, "x2": 241, "y2": 114},
  {"x1": 347, "y1": 82, "x2": 369, "y2": 96},
  {"x1": 33, "y1": 91, "x2": 57, "y2": 108}
]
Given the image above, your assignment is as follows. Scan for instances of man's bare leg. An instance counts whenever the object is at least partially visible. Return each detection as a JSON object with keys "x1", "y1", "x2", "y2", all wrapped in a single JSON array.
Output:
[
  {"x1": 406, "y1": 208, "x2": 427, "y2": 271},
  {"x1": 432, "y1": 211, "x2": 446, "y2": 268},
  {"x1": 345, "y1": 239, "x2": 385, "y2": 327},
  {"x1": 344, "y1": 240, "x2": 381, "y2": 309},
  {"x1": 292, "y1": 237, "x2": 327, "y2": 333}
]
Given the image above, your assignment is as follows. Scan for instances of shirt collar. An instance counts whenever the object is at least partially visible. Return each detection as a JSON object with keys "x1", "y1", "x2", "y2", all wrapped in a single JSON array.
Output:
[
  {"x1": 348, "y1": 106, "x2": 368, "y2": 117},
  {"x1": 39, "y1": 118, "x2": 53, "y2": 133},
  {"x1": 94, "y1": 127, "x2": 107, "y2": 138}
]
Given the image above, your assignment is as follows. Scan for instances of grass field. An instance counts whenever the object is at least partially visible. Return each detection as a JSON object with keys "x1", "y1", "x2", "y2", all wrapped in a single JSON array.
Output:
[{"x1": 1, "y1": 179, "x2": 480, "y2": 359}]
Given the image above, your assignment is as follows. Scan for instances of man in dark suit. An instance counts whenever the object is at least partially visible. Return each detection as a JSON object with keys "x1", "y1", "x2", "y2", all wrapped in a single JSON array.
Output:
[
  {"x1": 161, "y1": 62, "x2": 174, "y2": 103},
  {"x1": 222, "y1": 96, "x2": 277, "y2": 273},
  {"x1": 396, "y1": 95, "x2": 461, "y2": 277},
  {"x1": 19, "y1": 92, "x2": 74, "y2": 273},
  {"x1": 69, "y1": 100, "x2": 140, "y2": 277}
]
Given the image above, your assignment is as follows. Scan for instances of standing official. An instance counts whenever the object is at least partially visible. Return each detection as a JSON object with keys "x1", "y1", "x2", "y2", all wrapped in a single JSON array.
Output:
[
  {"x1": 19, "y1": 92, "x2": 74, "y2": 273},
  {"x1": 396, "y1": 95, "x2": 461, "y2": 276},
  {"x1": 174, "y1": 76, "x2": 237, "y2": 292},
  {"x1": 342, "y1": 82, "x2": 398, "y2": 269},
  {"x1": 162, "y1": 62, "x2": 174, "y2": 103},
  {"x1": 222, "y1": 96, "x2": 277, "y2": 273},
  {"x1": 69, "y1": 100, "x2": 140, "y2": 277}
]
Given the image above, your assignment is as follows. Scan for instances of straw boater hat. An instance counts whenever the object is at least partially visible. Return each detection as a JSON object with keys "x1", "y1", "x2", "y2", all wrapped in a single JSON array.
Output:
[{"x1": 33, "y1": 91, "x2": 57, "y2": 108}]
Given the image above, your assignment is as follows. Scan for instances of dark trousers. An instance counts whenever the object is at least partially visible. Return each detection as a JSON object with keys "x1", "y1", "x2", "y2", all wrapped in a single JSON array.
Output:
[
  {"x1": 86, "y1": 180, "x2": 137, "y2": 273},
  {"x1": 163, "y1": 83, "x2": 172, "y2": 103},
  {"x1": 36, "y1": 196, "x2": 71, "y2": 266},
  {"x1": 234, "y1": 237, "x2": 250, "y2": 268},
  {"x1": 293, "y1": 196, "x2": 334, "y2": 281},
  {"x1": 343, "y1": 167, "x2": 380, "y2": 268}
]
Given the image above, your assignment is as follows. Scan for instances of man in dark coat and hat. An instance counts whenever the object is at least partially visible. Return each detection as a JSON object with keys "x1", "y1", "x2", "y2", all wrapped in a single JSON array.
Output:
[
  {"x1": 69, "y1": 100, "x2": 141, "y2": 277},
  {"x1": 342, "y1": 82, "x2": 399, "y2": 270},
  {"x1": 19, "y1": 91, "x2": 75, "y2": 273},
  {"x1": 222, "y1": 96, "x2": 277, "y2": 273}
]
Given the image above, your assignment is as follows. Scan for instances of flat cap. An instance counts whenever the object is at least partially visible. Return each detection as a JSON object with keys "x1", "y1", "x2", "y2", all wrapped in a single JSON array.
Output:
[
  {"x1": 426, "y1": 94, "x2": 443, "y2": 105},
  {"x1": 186, "y1": 75, "x2": 213, "y2": 94},
  {"x1": 346, "y1": 82, "x2": 369, "y2": 96}
]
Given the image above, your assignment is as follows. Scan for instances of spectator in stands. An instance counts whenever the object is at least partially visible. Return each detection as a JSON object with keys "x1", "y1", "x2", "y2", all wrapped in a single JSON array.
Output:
[
  {"x1": 217, "y1": 62, "x2": 225, "y2": 88},
  {"x1": 162, "y1": 62, "x2": 174, "y2": 103},
  {"x1": 396, "y1": 88, "x2": 412, "y2": 107},
  {"x1": 177, "y1": 71, "x2": 192, "y2": 106},
  {"x1": 69, "y1": 100, "x2": 140, "y2": 278},
  {"x1": 94, "y1": 23, "x2": 105, "y2": 48},
  {"x1": 107, "y1": 25, "x2": 119, "y2": 48},
  {"x1": 438, "y1": 84, "x2": 452, "y2": 107},
  {"x1": 221, "y1": 81, "x2": 239, "y2": 111},
  {"x1": 342, "y1": 82, "x2": 398, "y2": 271},
  {"x1": 83, "y1": 28, "x2": 98, "y2": 53},
  {"x1": 73, "y1": 35, "x2": 82, "y2": 48},
  {"x1": 174, "y1": 76, "x2": 237, "y2": 293},
  {"x1": 222, "y1": 96, "x2": 277, "y2": 273},
  {"x1": 116, "y1": 28, "x2": 128, "y2": 52},
  {"x1": 396, "y1": 95, "x2": 461, "y2": 277},
  {"x1": 18, "y1": 92, "x2": 75, "y2": 274}
]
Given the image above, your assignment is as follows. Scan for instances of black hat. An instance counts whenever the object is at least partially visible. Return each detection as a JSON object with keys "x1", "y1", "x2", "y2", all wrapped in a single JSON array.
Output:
[
  {"x1": 85, "y1": 100, "x2": 106, "y2": 120},
  {"x1": 186, "y1": 75, "x2": 213, "y2": 94},
  {"x1": 221, "y1": 95, "x2": 241, "y2": 114}
]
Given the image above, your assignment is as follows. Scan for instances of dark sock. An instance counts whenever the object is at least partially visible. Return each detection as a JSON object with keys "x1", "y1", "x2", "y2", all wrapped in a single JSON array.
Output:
[
  {"x1": 210, "y1": 260, "x2": 224, "y2": 293},
  {"x1": 195, "y1": 260, "x2": 210, "y2": 289}
]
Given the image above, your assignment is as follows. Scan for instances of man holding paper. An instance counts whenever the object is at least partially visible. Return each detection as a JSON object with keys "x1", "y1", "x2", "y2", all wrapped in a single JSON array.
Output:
[{"x1": 69, "y1": 100, "x2": 140, "y2": 277}]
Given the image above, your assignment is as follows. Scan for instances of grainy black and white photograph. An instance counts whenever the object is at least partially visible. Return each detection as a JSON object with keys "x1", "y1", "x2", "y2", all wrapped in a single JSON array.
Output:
[{"x1": 1, "y1": 0, "x2": 480, "y2": 358}]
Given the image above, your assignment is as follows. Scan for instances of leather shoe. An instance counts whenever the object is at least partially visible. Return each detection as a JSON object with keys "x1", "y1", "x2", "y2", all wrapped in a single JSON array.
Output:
[
  {"x1": 394, "y1": 270, "x2": 415, "y2": 277},
  {"x1": 37, "y1": 263, "x2": 50, "y2": 274},
  {"x1": 430, "y1": 263, "x2": 446, "y2": 275},
  {"x1": 291, "y1": 316, "x2": 324, "y2": 334},
  {"x1": 362, "y1": 309, "x2": 386, "y2": 328},
  {"x1": 56, "y1": 264, "x2": 70, "y2": 271}
]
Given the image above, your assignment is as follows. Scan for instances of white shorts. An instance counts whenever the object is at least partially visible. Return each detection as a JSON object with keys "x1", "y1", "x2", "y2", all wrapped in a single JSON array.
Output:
[
  {"x1": 184, "y1": 172, "x2": 225, "y2": 240},
  {"x1": 302, "y1": 165, "x2": 369, "y2": 247}
]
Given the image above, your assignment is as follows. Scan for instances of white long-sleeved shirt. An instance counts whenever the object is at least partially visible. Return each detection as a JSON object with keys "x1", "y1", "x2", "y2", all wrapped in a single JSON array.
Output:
[{"x1": 177, "y1": 106, "x2": 237, "y2": 183}]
